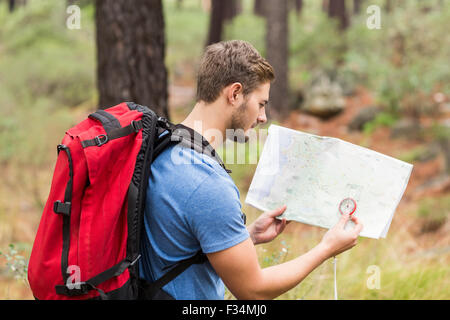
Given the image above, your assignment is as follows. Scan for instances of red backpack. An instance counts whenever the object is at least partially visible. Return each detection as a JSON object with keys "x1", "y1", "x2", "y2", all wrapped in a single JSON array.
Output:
[{"x1": 28, "y1": 102, "x2": 230, "y2": 300}]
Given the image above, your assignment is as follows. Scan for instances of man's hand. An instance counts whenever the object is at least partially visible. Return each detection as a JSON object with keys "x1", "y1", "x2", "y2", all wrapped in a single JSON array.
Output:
[
  {"x1": 318, "y1": 213, "x2": 363, "y2": 258},
  {"x1": 247, "y1": 205, "x2": 288, "y2": 245}
]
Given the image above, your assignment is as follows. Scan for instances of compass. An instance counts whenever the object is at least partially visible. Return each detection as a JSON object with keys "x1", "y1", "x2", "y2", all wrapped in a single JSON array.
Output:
[{"x1": 339, "y1": 197, "x2": 357, "y2": 216}]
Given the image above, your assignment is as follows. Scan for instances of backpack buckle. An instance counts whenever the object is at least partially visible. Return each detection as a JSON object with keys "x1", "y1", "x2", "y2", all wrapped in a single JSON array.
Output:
[
  {"x1": 94, "y1": 134, "x2": 108, "y2": 147},
  {"x1": 130, "y1": 120, "x2": 143, "y2": 133},
  {"x1": 54, "y1": 200, "x2": 71, "y2": 216},
  {"x1": 129, "y1": 254, "x2": 141, "y2": 266},
  {"x1": 57, "y1": 144, "x2": 67, "y2": 155},
  {"x1": 157, "y1": 117, "x2": 170, "y2": 129}
]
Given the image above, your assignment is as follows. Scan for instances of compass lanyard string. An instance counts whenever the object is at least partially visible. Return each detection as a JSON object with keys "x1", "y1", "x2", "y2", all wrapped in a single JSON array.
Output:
[{"x1": 333, "y1": 256, "x2": 338, "y2": 300}]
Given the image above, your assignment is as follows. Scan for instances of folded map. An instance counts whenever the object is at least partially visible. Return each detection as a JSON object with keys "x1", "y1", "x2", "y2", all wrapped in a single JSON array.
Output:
[{"x1": 245, "y1": 125, "x2": 413, "y2": 239}]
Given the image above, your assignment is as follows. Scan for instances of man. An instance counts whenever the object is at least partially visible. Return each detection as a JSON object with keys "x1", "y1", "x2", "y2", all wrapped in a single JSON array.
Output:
[{"x1": 139, "y1": 40, "x2": 363, "y2": 300}]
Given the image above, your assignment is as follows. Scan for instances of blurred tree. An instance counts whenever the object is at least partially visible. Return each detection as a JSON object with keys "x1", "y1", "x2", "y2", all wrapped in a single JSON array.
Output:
[
  {"x1": 95, "y1": 0, "x2": 169, "y2": 119},
  {"x1": 328, "y1": 0, "x2": 349, "y2": 30},
  {"x1": 8, "y1": 0, "x2": 15, "y2": 12},
  {"x1": 322, "y1": 0, "x2": 329, "y2": 13},
  {"x1": 384, "y1": 0, "x2": 398, "y2": 13},
  {"x1": 7, "y1": 0, "x2": 28, "y2": 12},
  {"x1": 385, "y1": 0, "x2": 391, "y2": 13},
  {"x1": 293, "y1": 0, "x2": 303, "y2": 16},
  {"x1": 390, "y1": 32, "x2": 405, "y2": 67},
  {"x1": 442, "y1": 138, "x2": 450, "y2": 175},
  {"x1": 224, "y1": 0, "x2": 242, "y2": 21},
  {"x1": 353, "y1": 0, "x2": 362, "y2": 14},
  {"x1": 253, "y1": 0, "x2": 266, "y2": 17},
  {"x1": 265, "y1": 0, "x2": 289, "y2": 118},
  {"x1": 206, "y1": 0, "x2": 225, "y2": 45},
  {"x1": 206, "y1": 0, "x2": 241, "y2": 46}
]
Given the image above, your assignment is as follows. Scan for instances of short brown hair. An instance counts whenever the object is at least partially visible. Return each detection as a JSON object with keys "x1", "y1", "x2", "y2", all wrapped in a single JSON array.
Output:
[{"x1": 196, "y1": 40, "x2": 275, "y2": 103}]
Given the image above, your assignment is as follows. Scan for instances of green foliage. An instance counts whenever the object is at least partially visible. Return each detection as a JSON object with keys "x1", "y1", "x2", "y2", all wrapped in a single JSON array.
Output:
[
  {"x1": 345, "y1": 0, "x2": 450, "y2": 115},
  {"x1": 363, "y1": 112, "x2": 398, "y2": 135},
  {"x1": 261, "y1": 240, "x2": 290, "y2": 268},
  {"x1": 0, "y1": 243, "x2": 29, "y2": 284},
  {"x1": 290, "y1": 9, "x2": 345, "y2": 73},
  {"x1": 0, "y1": 0, "x2": 95, "y2": 164},
  {"x1": 164, "y1": 0, "x2": 208, "y2": 82},
  {"x1": 412, "y1": 195, "x2": 449, "y2": 234},
  {"x1": 397, "y1": 145, "x2": 429, "y2": 163},
  {"x1": 416, "y1": 196, "x2": 449, "y2": 221},
  {"x1": 386, "y1": 265, "x2": 449, "y2": 299},
  {"x1": 224, "y1": 13, "x2": 266, "y2": 56},
  {"x1": 430, "y1": 122, "x2": 450, "y2": 142}
]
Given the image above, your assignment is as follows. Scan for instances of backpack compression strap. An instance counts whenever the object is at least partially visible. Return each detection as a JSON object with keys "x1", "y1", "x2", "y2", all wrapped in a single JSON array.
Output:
[
  {"x1": 81, "y1": 119, "x2": 143, "y2": 148},
  {"x1": 53, "y1": 144, "x2": 74, "y2": 290}
]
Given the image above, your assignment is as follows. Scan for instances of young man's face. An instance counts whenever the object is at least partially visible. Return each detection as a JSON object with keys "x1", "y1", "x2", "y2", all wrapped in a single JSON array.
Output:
[{"x1": 228, "y1": 82, "x2": 270, "y2": 143}]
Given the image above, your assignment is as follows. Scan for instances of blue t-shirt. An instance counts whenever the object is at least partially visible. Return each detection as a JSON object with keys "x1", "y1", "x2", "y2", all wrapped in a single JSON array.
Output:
[{"x1": 139, "y1": 142, "x2": 249, "y2": 300}]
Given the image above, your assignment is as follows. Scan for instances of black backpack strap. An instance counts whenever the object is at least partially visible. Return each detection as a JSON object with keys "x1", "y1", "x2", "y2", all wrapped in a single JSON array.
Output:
[
  {"x1": 81, "y1": 120, "x2": 143, "y2": 148},
  {"x1": 53, "y1": 144, "x2": 74, "y2": 289},
  {"x1": 55, "y1": 255, "x2": 141, "y2": 299},
  {"x1": 88, "y1": 110, "x2": 122, "y2": 135},
  {"x1": 170, "y1": 123, "x2": 232, "y2": 174},
  {"x1": 139, "y1": 251, "x2": 207, "y2": 299}
]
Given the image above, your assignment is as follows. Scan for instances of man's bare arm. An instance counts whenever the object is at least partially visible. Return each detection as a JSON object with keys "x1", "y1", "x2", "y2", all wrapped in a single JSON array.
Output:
[{"x1": 207, "y1": 213, "x2": 363, "y2": 300}]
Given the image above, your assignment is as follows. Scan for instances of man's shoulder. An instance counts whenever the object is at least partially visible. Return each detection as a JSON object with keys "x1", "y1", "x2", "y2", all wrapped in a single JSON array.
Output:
[
  {"x1": 156, "y1": 143, "x2": 228, "y2": 178},
  {"x1": 151, "y1": 144, "x2": 235, "y2": 197}
]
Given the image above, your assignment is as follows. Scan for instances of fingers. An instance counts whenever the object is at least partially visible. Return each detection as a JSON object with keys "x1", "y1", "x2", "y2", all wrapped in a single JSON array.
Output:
[
  {"x1": 352, "y1": 219, "x2": 364, "y2": 236},
  {"x1": 337, "y1": 213, "x2": 351, "y2": 228},
  {"x1": 347, "y1": 216, "x2": 363, "y2": 248},
  {"x1": 266, "y1": 204, "x2": 287, "y2": 218},
  {"x1": 350, "y1": 214, "x2": 359, "y2": 224},
  {"x1": 276, "y1": 218, "x2": 287, "y2": 234}
]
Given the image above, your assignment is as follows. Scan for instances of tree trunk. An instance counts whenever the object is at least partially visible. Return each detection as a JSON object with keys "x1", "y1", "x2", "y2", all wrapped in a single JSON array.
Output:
[
  {"x1": 385, "y1": 0, "x2": 391, "y2": 13},
  {"x1": 328, "y1": 0, "x2": 349, "y2": 30},
  {"x1": 205, "y1": 0, "x2": 225, "y2": 46},
  {"x1": 353, "y1": 0, "x2": 362, "y2": 14},
  {"x1": 322, "y1": 0, "x2": 329, "y2": 13},
  {"x1": 95, "y1": 0, "x2": 169, "y2": 119},
  {"x1": 265, "y1": 0, "x2": 289, "y2": 118},
  {"x1": 295, "y1": 0, "x2": 303, "y2": 15},
  {"x1": 8, "y1": 0, "x2": 29, "y2": 12},
  {"x1": 224, "y1": 0, "x2": 241, "y2": 21},
  {"x1": 206, "y1": 0, "x2": 241, "y2": 46},
  {"x1": 442, "y1": 138, "x2": 450, "y2": 175},
  {"x1": 8, "y1": 0, "x2": 15, "y2": 12},
  {"x1": 254, "y1": 0, "x2": 266, "y2": 17}
]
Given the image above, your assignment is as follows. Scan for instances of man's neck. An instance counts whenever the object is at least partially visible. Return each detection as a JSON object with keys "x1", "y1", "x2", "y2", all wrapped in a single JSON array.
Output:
[{"x1": 180, "y1": 100, "x2": 230, "y2": 151}]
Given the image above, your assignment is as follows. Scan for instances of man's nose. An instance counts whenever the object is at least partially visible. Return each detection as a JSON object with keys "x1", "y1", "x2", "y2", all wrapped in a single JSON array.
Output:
[{"x1": 257, "y1": 108, "x2": 267, "y2": 124}]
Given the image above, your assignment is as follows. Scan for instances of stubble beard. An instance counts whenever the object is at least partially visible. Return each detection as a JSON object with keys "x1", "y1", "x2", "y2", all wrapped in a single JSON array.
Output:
[{"x1": 229, "y1": 100, "x2": 250, "y2": 143}]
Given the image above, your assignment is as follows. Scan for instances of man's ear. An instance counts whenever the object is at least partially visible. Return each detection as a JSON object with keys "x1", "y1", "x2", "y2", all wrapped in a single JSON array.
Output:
[{"x1": 227, "y1": 82, "x2": 243, "y2": 105}]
